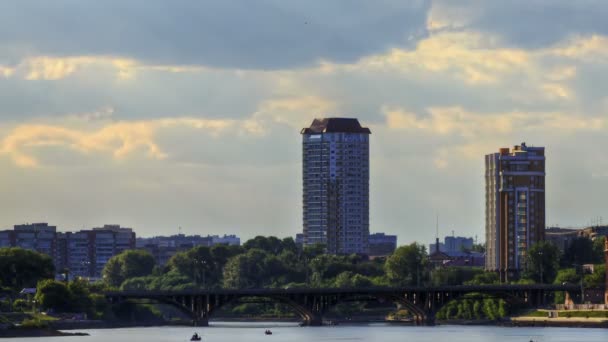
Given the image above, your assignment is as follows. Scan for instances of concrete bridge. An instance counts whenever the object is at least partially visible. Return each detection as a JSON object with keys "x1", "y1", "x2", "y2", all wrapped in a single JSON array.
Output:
[{"x1": 105, "y1": 284, "x2": 582, "y2": 326}]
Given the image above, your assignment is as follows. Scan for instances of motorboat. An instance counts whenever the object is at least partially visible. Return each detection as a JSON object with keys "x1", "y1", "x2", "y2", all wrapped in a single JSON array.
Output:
[
  {"x1": 190, "y1": 333, "x2": 202, "y2": 341},
  {"x1": 264, "y1": 329, "x2": 273, "y2": 335}
]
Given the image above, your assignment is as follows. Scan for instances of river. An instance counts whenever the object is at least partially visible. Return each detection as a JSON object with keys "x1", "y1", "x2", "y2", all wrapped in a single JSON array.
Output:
[{"x1": 11, "y1": 322, "x2": 608, "y2": 341}]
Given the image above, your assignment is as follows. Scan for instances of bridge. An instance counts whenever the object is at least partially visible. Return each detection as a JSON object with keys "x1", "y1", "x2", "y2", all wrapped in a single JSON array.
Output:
[{"x1": 106, "y1": 284, "x2": 582, "y2": 326}]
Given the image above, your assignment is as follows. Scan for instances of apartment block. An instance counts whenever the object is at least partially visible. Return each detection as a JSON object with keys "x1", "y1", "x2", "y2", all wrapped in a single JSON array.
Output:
[
  {"x1": 301, "y1": 118, "x2": 371, "y2": 255},
  {"x1": 485, "y1": 143, "x2": 546, "y2": 281},
  {"x1": 0, "y1": 223, "x2": 135, "y2": 279}
]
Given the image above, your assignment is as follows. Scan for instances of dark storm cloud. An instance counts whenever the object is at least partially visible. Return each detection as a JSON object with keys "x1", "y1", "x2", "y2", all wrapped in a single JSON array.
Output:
[
  {"x1": 0, "y1": 0, "x2": 430, "y2": 69},
  {"x1": 442, "y1": 0, "x2": 608, "y2": 48}
]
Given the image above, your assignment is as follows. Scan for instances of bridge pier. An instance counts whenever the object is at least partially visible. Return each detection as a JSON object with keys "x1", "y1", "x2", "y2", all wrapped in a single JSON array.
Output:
[{"x1": 193, "y1": 318, "x2": 209, "y2": 327}]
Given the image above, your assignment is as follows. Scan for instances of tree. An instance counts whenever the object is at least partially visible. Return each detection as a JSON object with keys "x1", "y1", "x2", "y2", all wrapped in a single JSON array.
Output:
[
  {"x1": 592, "y1": 237, "x2": 607, "y2": 264},
  {"x1": 68, "y1": 278, "x2": 93, "y2": 313},
  {"x1": 584, "y1": 264, "x2": 606, "y2": 287},
  {"x1": 223, "y1": 254, "x2": 255, "y2": 289},
  {"x1": 103, "y1": 250, "x2": 155, "y2": 287},
  {"x1": 0, "y1": 248, "x2": 54, "y2": 290},
  {"x1": 523, "y1": 241, "x2": 560, "y2": 283},
  {"x1": 243, "y1": 236, "x2": 284, "y2": 254},
  {"x1": 384, "y1": 243, "x2": 428, "y2": 286},
  {"x1": 464, "y1": 272, "x2": 500, "y2": 285},
  {"x1": 431, "y1": 267, "x2": 484, "y2": 286},
  {"x1": 35, "y1": 279, "x2": 71, "y2": 312},
  {"x1": 553, "y1": 268, "x2": 580, "y2": 304}
]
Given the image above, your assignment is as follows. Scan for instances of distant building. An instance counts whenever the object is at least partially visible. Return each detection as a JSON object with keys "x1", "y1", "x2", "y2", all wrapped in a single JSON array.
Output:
[
  {"x1": 546, "y1": 226, "x2": 608, "y2": 252},
  {"x1": 428, "y1": 237, "x2": 485, "y2": 268},
  {"x1": 136, "y1": 234, "x2": 241, "y2": 266},
  {"x1": 485, "y1": 143, "x2": 546, "y2": 282},
  {"x1": 429, "y1": 235, "x2": 474, "y2": 254},
  {"x1": 301, "y1": 118, "x2": 371, "y2": 255},
  {"x1": 545, "y1": 227, "x2": 579, "y2": 252},
  {"x1": 0, "y1": 223, "x2": 61, "y2": 269},
  {"x1": 295, "y1": 234, "x2": 304, "y2": 249},
  {"x1": 0, "y1": 223, "x2": 136, "y2": 279},
  {"x1": 368, "y1": 233, "x2": 397, "y2": 256},
  {"x1": 445, "y1": 236, "x2": 474, "y2": 252},
  {"x1": 428, "y1": 242, "x2": 445, "y2": 254}
]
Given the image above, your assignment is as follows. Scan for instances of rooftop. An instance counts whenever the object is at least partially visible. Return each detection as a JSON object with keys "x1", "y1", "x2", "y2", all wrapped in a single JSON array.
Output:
[{"x1": 301, "y1": 118, "x2": 371, "y2": 134}]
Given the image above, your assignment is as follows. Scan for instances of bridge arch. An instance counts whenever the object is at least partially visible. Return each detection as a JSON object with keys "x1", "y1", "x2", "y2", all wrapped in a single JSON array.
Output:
[{"x1": 207, "y1": 294, "x2": 320, "y2": 325}]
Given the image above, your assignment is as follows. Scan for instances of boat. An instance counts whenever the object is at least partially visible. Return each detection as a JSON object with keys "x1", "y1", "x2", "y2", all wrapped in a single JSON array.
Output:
[
  {"x1": 190, "y1": 333, "x2": 202, "y2": 341},
  {"x1": 264, "y1": 330, "x2": 273, "y2": 335}
]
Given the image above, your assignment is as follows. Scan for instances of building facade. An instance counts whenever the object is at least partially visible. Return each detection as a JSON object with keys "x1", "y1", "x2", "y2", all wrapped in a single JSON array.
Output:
[
  {"x1": 0, "y1": 223, "x2": 136, "y2": 279},
  {"x1": 430, "y1": 235, "x2": 474, "y2": 254},
  {"x1": 136, "y1": 234, "x2": 241, "y2": 266},
  {"x1": 485, "y1": 143, "x2": 546, "y2": 281},
  {"x1": 368, "y1": 233, "x2": 397, "y2": 256},
  {"x1": 605, "y1": 239, "x2": 608, "y2": 304},
  {"x1": 301, "y1": 118, "x2": 371, "y2": 254},
  {"x1": 0, "y1": 223, "x2": 61, "y2": 268}
]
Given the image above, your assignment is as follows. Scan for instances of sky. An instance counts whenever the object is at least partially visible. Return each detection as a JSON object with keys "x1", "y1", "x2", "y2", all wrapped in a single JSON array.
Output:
[{"x1": 1, "y1": 0, "x2": 608, "y2": 245}]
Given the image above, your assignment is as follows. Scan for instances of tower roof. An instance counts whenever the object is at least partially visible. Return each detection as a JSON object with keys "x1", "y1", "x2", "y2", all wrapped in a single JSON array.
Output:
[{"x1": 301, "y1": 118, "x2": 371, "y2": 134}]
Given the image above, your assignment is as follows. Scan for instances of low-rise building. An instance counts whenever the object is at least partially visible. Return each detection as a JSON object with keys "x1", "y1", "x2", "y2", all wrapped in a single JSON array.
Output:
[
  {"x1": 368, "y1": 233, "x2": 397, "y2": 256},
  {"x1": 136, "y1": 234, "x2": 241, "y2": 266}
]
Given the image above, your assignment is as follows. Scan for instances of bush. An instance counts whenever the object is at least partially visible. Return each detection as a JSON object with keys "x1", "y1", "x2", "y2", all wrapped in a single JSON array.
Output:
[{"x1": 12, "y1": 299, "x2": 31, "y2": 312}]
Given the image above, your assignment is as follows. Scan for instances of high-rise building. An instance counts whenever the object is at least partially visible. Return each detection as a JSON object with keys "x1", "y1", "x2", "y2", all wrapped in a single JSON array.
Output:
[
  {"x1": 301, "y1": 118, "x2": 371, "y2": 254},
  {"x1": 485, "y1": 143, "x2": 546, "y2": 281}
]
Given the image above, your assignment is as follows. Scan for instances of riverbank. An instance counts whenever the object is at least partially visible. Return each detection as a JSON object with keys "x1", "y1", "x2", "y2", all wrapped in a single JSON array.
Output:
[{"x1": 0, "y1": 328, "x2": 89, "y2": 338}]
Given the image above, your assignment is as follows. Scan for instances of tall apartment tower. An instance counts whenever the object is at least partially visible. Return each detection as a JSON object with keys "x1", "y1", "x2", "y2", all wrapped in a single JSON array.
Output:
[
  {"x1": 485, "y1": 143, "x2": 546, "y2": 282},
  {"x1": 301, "y1": 118, "x2": 371, "y2": 254},
  {"x1": 604, "y1": 239, "x2": 608, "y2": 304}
]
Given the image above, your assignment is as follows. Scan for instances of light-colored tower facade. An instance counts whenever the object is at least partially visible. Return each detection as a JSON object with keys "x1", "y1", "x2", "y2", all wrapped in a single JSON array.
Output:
[
  {"x1": 485, "y1": 143, "x2": 546, "y2": 282},
  {"x1": 301, "y1": 118, "x2": 371, "y2": 255}
]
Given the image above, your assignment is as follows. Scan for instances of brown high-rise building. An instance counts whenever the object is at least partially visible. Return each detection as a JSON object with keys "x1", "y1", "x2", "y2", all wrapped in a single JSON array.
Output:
[
  {"x1": 604, "y1": 239, "x2": 608, "y2": 304},
  {"x1": 485, "y1": 143, "x2": 546, "y2": 282}
]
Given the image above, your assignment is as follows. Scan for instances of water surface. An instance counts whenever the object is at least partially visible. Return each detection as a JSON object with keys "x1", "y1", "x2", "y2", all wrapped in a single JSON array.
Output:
[{"x1": 13, "y1": 322, "x2": 608, "y2": 342}]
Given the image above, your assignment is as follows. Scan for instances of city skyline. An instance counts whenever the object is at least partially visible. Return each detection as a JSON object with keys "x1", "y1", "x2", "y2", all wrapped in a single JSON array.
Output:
[{"x1": 1, "y1": 2, "x2": 608, "y2": 245}]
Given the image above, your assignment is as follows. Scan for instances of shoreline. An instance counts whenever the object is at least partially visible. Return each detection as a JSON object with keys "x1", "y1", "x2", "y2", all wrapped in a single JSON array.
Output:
[{"x1": 0, "y1": 328, "x2": 89, "y2": 338}]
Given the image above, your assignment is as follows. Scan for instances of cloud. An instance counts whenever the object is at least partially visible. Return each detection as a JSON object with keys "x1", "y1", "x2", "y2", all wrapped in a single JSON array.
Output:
[
  {"x1": 430, "y1": 1, "x2": 608, "y2": 49},
  {"x1": 0, "y1": 117, "x2": 257, "y2": 167},
  {"x1": 0, "y1": 0, "x2": 431, "y2": 69},
  {"x1": 383, "y1": 106, "x2": 607, "y2": 166}
]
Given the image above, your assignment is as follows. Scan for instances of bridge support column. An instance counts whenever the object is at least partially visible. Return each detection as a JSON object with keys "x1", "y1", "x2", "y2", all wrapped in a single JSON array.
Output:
[{"x1": 304, "y1": 315, "x2": 323, "y2": 326}]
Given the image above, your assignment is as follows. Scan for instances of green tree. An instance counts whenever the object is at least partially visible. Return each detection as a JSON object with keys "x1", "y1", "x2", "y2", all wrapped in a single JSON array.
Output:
[
  {"x1": 223, "y1": 254, "x2": 256, "y2": 289},
  {"x1": 35, "y1": 279, "x2": 71, "y2": 312},
  {"x1": 243, "y1": 236, "x2": 284, "y2": 254},
  {"x1": 553, "y1": 268, "x2": 581, "y2": 304},
  {"x1": 384, "y1": 243, "x2": 428, "y2": 286},
  {"x1": 584, "y1": 264, "x2": 606, "y2": 287},
  {"x1": 464, "y1": 272, "x2": 500, "y2": 285},
  {"x1": 430, "y1": 267, "x2": 484, "y2": 286},
  {"x1": 68, "y1": 279, "x2": 93, "y2": 313},
  {"x1": 102, "y1": 250, "x2": 155, "y2": 287},
  {"x1": 0, "y1": 248, "x2": 54, "y2": 290},
  {"x1": 523, "y1": 241, "x2": 561, "y2": 283},
  {"x1": 592, "y1": 237, "x2": 607, "y2": 264}
]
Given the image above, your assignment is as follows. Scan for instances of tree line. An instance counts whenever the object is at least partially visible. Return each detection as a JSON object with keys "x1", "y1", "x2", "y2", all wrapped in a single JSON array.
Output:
[{"x1": 0, "y1": 235, "x2": 605, "y2": 319}]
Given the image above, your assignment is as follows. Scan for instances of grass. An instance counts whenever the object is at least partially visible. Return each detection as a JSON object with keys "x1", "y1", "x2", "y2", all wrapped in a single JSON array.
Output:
[
  {"x1": 560, "y1": 311, "x2": 608, "y2": 318},
  {"x1": 523, "y1": 310, "x2": 550, "y2": 317}
]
